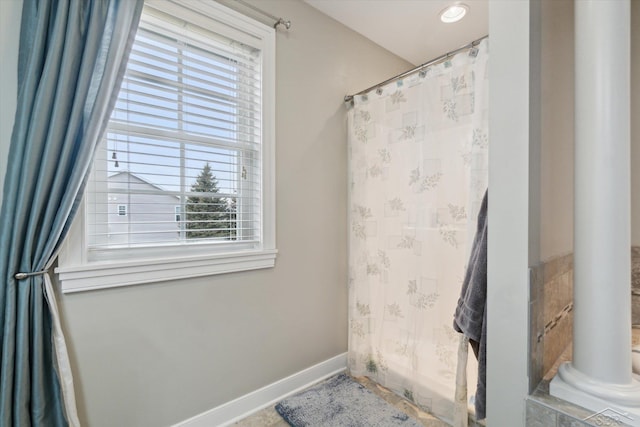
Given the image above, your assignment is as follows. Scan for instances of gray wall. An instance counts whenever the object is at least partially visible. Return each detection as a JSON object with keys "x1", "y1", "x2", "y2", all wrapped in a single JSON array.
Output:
[
  {"x1": 0, "y1": 0, "x2": 411, "y2": 426},
  {"x1": 539, "y1": 0, "x2": 574, "y2": 261}
]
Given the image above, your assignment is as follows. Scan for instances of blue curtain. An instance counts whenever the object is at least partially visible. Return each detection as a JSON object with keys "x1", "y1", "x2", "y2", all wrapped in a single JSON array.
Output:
[{"x1": 0, "y1": 0, "x2": 142, "y2": 425}]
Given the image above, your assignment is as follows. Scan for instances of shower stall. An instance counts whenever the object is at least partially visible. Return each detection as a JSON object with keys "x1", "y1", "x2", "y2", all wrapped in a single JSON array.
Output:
[{"x1": 347, "y1": 39, "x2": 488, "y2": 423}]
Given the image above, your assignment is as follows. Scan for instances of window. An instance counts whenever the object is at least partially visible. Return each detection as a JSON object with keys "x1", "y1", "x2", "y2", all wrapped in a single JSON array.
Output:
[{"x1": 56, "y1": 0, "x2": 276, "y2": 292}]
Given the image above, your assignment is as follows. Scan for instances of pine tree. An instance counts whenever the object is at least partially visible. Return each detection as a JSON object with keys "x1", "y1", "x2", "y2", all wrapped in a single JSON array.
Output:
[{"x1": 185, "y1": 163, "x2": 235, "y2": 239}]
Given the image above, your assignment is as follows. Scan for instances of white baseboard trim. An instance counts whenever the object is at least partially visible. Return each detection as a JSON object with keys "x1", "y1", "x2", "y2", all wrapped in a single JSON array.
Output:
[{"x1": 174, "y1": 352, "x2": 347, "y2": 427}]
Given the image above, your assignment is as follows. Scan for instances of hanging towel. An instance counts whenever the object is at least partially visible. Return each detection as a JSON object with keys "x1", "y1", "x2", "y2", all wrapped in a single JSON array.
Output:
[{"x1": 453, "y1": 189, "x2": 488, "y2": 420}]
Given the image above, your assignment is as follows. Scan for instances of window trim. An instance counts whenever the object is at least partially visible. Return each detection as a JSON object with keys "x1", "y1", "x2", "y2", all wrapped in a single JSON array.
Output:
[
  {"x1": 57, "y1": 248, "x2": 278, "y2": 293},
  {"x1": 55, "y1": 0, "x2": 276, "y2": 293}
]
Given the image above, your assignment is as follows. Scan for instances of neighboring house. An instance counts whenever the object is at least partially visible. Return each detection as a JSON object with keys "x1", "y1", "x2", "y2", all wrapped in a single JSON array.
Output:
[{"x1": 106, "y1": 171, "x2": 181, "y2": 246}]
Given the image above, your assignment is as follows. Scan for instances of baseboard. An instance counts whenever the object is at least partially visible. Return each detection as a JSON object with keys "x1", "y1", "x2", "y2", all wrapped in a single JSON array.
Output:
[{"x1": 174, "y1": 352, "x2": 347, "y2": 427}]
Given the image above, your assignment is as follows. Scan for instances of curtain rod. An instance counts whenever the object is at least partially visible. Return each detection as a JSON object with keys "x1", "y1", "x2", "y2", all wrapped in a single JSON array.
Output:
[
  {"x1": 234, "y1": 0, "x2": 291, "y2": 30},
  {"x1": 344, "y1": 35, "x2": 489, "y2": 104}
]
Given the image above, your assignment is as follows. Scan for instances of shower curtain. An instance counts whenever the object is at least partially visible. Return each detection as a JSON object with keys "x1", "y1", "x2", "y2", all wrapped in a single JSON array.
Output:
[{"x1": 347, "y1": 39, "x2": 488, "y2": 422}]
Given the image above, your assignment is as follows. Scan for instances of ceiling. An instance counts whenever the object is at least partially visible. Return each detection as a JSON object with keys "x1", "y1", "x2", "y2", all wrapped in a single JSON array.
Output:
[{"x1": 303, "y1": 0, "x2": 488, "y2": 66}]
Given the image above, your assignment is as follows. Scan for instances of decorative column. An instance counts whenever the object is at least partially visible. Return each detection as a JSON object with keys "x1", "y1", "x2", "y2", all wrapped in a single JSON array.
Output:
[{"x1": 550, "y1": 1, "x2": 640, "y2": 423}]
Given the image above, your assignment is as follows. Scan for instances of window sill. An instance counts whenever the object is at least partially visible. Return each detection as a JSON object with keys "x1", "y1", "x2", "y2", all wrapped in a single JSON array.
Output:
[{"x1": 55, "y1": 249, "x2": 277, "y2": 293}]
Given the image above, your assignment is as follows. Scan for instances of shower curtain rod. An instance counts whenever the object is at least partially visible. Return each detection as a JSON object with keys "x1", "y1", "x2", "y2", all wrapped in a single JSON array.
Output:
[
  {"x1": 344, "y1": 34, "x2": 489, "y2": 104},
  {"x1": 233, "y1": 0, "x2": 291, "y2": 29}
]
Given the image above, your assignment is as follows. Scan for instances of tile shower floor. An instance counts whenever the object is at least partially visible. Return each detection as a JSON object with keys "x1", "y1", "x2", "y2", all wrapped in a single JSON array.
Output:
[{"x1": 234, "y1": 375, "x2": 449, "y2": 427}]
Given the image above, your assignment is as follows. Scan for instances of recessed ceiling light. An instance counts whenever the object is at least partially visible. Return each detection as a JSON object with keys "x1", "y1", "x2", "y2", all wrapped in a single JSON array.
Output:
[{"x1": 440, "y1": 4, "x2": 468, "y2": 23}]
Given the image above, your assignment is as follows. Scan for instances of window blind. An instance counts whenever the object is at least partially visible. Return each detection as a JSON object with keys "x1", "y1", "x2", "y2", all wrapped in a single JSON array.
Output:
[{"x1": 87, "y1": 5, "x2": 263, "y2": 252}]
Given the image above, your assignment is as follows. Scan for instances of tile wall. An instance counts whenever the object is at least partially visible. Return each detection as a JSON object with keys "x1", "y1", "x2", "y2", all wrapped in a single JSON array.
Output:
[
  {"x1": 525, "y1": 248, "x2": 640, "y2": 427},
  {"x1": 529, "y1": 253, "x2": 574, "y2": 391}
]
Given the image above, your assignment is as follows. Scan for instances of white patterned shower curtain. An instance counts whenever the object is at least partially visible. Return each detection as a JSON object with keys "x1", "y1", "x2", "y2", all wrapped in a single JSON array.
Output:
[{"x1": 347, "y1": 40, "x2": 489, "y2": 423}]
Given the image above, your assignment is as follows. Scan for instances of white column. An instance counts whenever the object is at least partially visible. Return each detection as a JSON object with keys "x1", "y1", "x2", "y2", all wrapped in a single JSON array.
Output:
[{"x1": 550, "y1": 1, "x2": 640, "y2": 423}]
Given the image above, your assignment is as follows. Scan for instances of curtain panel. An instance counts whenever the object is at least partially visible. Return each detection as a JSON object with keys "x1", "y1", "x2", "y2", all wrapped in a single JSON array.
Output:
[
  {"x1": 0, "y1": 0, "x2": 142, "y2": 425},
  {"x1": 347, "y1": 39, "x2": 489, "y2": 423}
]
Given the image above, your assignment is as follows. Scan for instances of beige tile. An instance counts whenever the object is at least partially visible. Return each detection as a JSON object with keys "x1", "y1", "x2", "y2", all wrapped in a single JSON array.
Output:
[
  {"x1": 542, "y1": 257, "x2": 573, "y2": 326},
  {"x1": 543, "y1": 278, "x2": 559, "y2": 326},
  {"x1": 559, "y1": 272, "x2": 572, "y2": 309},
  {"x1": 543, "y1": 253, "x2": 572, "y2": 284},
  {"x1": 537, "y1": 253, "x2": 574, "y2": 380},
  {"x1": 632, "y1": 247, "x2": 640, "y2": 290},
  {"x1": 530, "y1": 298, "x2": 545, "y2": 391},
  {"x1": 543, "y1": 314, "x2": 572, "y2": 377},
  {"x1": 530, "y1": 263, "x2": 544, "y2": 303}
]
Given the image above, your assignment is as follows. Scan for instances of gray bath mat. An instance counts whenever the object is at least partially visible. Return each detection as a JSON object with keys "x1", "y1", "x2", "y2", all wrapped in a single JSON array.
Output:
[{"x1": 275, "y1": 373, "x2": 422, "y2": 427}]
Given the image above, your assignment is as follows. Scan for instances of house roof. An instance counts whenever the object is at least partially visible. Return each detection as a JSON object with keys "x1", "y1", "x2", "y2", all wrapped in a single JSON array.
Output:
[{"x1": 108, "y1": 171, "x2": 180, "y2": 199}]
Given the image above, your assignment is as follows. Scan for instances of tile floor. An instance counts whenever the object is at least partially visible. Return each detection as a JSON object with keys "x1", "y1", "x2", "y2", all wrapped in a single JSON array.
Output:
[{"x1": 234, "y1": 375, "x2": 449, "y2": 427}]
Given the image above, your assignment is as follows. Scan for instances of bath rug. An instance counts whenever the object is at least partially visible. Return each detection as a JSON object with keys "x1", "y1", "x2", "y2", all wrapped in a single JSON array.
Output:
[{"x1": 275, "y1": 373, "x2": 422, "y2": 427}]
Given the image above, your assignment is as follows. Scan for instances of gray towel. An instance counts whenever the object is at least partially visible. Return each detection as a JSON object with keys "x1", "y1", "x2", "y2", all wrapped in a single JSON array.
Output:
[{"x1": 453, "y1": 189, "x2": 487, "y2": 420}]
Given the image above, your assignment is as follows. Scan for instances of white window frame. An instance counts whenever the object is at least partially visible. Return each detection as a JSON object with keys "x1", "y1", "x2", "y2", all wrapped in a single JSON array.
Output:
[
  {"x1": 117, "y1": 205, "x2": 127, "y2": 217},
  {"x1": 56, "y1": 0, "x2": 276, "y2": 293}
]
